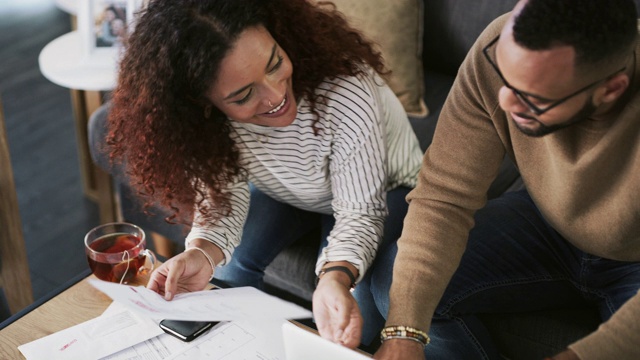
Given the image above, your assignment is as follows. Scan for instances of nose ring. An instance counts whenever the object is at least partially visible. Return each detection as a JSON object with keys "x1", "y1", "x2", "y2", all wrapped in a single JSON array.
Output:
[{"x1": 268, "y1": 99, "x2": 273, "y2": 107}]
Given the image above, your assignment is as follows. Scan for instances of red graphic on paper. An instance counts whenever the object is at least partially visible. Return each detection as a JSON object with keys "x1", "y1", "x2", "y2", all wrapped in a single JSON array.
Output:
[{"x1": 59, "y1": 338, "x2": 77, "y2": 351}]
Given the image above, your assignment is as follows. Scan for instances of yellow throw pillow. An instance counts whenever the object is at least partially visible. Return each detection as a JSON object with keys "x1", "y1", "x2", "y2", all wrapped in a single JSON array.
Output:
[{"x1": 315, "y1": 0, "x2": 428, "y2": 117}]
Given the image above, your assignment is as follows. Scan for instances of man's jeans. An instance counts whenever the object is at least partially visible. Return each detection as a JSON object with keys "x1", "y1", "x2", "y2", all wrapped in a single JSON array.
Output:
[
  {"x1": 215, "y1": 185, "x2": 412, "y2": 346},
  {"x1": 371, "y1": 189, "x2": 640, "y2": 359}
]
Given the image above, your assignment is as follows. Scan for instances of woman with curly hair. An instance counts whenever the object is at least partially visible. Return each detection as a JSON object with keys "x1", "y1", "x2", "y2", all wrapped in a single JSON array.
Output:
[{"x1": 108, "y1": 0, "x2": 422, "y2": 348}]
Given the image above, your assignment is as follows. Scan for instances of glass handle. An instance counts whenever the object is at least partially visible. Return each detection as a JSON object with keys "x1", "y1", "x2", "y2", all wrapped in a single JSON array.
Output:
[{"x1": 140, "y1": 249, "x2": 156, "y2": 274}]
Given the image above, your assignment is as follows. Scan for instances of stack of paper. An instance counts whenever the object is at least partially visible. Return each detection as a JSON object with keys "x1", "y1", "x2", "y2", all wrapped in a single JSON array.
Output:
[{"x1": 18, "y1": 280, "x2": 313, "y2": 360}]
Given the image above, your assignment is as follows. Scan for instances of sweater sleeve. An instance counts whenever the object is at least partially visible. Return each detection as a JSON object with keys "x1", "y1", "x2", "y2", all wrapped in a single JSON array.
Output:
[
  {"x1": 386, "y1": 16, "x2": 510, "y2": 332},
  {"x1": 569, "y1": 290, "x2": 640, "y2": 359},
  {"x1": 185, "y1": 180, "x2": 250, "y2": 265},
  {"x1": 315, "y1": 74, "x2": 389, "y2": 282}
]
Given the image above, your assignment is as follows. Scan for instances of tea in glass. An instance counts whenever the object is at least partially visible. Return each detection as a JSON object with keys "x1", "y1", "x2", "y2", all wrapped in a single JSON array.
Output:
[{"x1": 85, "y1": 223, "x2": 155, "y2": 284}]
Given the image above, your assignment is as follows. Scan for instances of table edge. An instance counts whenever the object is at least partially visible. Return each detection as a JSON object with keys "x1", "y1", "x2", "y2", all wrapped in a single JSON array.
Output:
[{"x1": 0, "y1": 268, "x2": 92, "y2": 331}]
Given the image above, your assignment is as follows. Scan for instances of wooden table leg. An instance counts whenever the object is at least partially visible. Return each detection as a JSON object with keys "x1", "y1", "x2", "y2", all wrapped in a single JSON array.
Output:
[{"x1": 0, "y1": 98, "x2": 34, "y2": 314}]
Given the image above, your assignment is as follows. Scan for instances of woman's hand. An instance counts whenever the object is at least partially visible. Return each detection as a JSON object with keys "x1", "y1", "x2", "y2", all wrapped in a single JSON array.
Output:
[
  {"x1": 312, "y1": 269, "x2": 363, "y2": 349},
  {"x1": 374, "y1": 339, "x2": 425, "y2": 360},
  {"x1": 147, "y1": 239, "x2": 223, "y2": 300}
]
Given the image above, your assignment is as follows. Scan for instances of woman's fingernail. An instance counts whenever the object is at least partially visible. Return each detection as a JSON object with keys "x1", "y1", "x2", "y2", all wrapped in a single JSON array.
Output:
[{"x1": 165, "y1": 292, "x2": 172, "y2": 300}]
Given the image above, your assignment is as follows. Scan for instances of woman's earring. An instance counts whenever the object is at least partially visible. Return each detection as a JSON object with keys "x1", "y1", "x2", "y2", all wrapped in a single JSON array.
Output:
[{"x1": 204, "y1": 105, "x2": 212, "y2": 119}]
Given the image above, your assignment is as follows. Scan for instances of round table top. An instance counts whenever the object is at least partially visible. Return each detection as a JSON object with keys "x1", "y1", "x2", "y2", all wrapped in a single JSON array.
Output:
[
  {"x1": 38, "y1": 31, "x2": 119, "y2": 91},
  {"x1": 55, "y1": 0, "x2": 77, "y2": 15}
]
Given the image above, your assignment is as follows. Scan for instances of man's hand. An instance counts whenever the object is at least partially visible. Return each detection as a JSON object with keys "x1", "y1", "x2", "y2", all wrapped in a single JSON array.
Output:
[
  {"x1": 312, "y1": 273, "x2": 363, "y2": 349},
  {"x1": 374, "y1": 338, "x2": 425, "y2": 360},
  {"x1": 546, "y1": 349, "x2": 580, "y2": 360}
]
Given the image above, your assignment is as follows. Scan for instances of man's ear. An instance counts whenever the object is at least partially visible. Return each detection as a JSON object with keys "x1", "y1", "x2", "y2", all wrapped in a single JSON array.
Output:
[{"x1": 596, "y1": 73, "x2": 630, "y2": 104}]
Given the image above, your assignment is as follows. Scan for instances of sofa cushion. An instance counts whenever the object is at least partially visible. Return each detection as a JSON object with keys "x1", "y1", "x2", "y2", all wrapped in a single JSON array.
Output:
[
  {"x1": 264, "y1": 231, "x2": 320, "y2": 301},
  {"x1": 422, "y1": 0, "x2": 519, "y2": 75},
  {"x1": 317, "y1": 0, "x2": 428, "y2": 118}
]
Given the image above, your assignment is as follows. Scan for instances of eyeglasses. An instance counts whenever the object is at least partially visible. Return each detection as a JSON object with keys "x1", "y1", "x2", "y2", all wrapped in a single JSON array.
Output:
[{"x1": 482, "y1": 35, "x2": 625, "y2": 116}]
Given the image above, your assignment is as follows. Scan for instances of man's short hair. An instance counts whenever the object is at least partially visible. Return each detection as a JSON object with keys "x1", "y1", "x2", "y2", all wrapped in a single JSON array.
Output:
[{"x1": 513, "y1": 0, "x2": 638, "y2": 70}]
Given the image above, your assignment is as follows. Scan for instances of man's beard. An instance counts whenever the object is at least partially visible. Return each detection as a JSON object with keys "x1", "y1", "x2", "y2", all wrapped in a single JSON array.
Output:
[{"x1": 513, "y1": 99, "x2": 597, "y2": 137}]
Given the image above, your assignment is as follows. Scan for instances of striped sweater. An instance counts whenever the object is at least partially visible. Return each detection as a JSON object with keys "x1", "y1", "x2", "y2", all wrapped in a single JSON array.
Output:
[{"x1": 186, "y1": 70, "x2": 422, "y2": 281}]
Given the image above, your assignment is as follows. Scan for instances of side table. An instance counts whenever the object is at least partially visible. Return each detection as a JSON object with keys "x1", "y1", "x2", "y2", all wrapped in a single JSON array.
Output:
[{"x1": 38, "y1": 30, "x2": 120, "y2": 223}]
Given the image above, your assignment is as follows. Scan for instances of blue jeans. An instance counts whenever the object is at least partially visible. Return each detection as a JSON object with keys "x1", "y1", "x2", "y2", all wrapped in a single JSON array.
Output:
[
  {"x1": 372, "y1": 189, "x2": 640, "y2": 359},
  {"x1": 215, "y1": 185, "x2": 412, "y2": 346}
]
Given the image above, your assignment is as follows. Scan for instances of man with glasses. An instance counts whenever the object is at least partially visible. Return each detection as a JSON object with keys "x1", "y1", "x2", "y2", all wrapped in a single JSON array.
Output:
[{"x1": 372, "y1": 0, "x2": 640, "y2": 359}]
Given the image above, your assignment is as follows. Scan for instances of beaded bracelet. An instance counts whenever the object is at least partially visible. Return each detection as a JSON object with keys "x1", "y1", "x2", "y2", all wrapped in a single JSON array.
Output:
[
  {"x1": 185, "y1": 246, "x2": 216, "y2": 281},
  {"x1": 380, "y1": 325, "x2": 430, "y2": 347}
]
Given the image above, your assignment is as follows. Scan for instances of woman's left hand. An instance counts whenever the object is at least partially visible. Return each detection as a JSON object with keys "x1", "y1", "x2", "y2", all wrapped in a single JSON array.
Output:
[{"x1": 312, "y1": 272, "x2": 363, "y2": 349}]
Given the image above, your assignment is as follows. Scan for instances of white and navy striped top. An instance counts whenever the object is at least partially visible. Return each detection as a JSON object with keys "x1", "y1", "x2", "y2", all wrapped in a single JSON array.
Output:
[{"x1": 186, "y1": 69, "x2": 422, "y2": 281}]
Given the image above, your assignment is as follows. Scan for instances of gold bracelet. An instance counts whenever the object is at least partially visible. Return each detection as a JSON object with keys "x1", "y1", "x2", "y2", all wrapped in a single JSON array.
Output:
[
  {"x1": 185, "y1": 247, "x2": 216, "y2": 281},
  {"x1": 380, "y1": 325, "x2": 430, "y2": 346}
]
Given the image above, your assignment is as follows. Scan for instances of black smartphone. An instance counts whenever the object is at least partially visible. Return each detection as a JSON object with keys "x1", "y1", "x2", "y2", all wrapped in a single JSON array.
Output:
[{"x1": 159, "y1": 319, "x2": 219, "y2": 342}]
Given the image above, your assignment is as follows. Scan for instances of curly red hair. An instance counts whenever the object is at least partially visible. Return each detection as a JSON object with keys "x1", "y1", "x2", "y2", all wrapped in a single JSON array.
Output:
[{"x1": 108, "y1": 0, "x2": 387, "y2": 226}]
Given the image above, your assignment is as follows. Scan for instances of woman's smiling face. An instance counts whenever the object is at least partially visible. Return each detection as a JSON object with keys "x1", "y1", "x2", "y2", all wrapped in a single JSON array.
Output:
[{"x1": 207, "y1": 25, "x2": 297, "y2": 127}]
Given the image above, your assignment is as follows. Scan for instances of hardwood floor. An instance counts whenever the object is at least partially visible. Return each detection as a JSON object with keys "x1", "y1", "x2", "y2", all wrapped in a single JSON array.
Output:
[{"x1": 0, "y1": 1, "x2": 100, "y2": 320}]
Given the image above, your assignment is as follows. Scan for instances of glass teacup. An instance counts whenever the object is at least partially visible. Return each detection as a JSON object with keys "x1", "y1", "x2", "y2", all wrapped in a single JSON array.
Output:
[{"x1": 85, "y1": 222, "x2": 156, "y2": 284}]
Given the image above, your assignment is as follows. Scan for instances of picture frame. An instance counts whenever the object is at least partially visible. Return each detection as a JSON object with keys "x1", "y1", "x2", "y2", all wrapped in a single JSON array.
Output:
[{"x1": 77, "y1": 0, "x2": 143, "y2": 61}]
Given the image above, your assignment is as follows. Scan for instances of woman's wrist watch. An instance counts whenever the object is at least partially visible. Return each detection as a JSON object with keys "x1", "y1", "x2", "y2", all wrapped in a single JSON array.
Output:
[{"x1": 315, "y1": 265, "x2": 356, "y2": 291}]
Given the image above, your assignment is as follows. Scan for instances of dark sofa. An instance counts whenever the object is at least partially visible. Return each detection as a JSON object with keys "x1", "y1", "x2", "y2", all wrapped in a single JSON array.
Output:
[{"x1": 89, "y1": 0, "x2": 640, "y2": 358}]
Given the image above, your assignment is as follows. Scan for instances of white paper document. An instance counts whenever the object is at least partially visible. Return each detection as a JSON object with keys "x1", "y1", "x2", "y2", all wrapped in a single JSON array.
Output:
[
  {"x1": 18, "y1": 299, "x2": 288, "y2": 360},
  {"x1": 18, "y1": 304, "x2": 164, "y2": 360},
  {"x1": 102, "y1": 320, "x2": 287, "y2": 360},
  {"x1": 88, "y1": 279, "x2": 312, "y2": 321}
]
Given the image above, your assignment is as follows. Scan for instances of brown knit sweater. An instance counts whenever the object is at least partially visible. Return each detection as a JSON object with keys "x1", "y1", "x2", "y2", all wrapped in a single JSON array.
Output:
[{"x1": 387, "y1": 14, "x2": 640, "y2": 359}]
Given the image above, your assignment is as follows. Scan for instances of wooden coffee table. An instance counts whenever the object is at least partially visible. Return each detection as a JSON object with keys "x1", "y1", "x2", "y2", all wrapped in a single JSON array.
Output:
[
  {"x1": 0, "y1": 266, "x2": 371, "y2": 359},
  {"x1": 0, "y1": 268, "x2": 150, "y2": 359}
]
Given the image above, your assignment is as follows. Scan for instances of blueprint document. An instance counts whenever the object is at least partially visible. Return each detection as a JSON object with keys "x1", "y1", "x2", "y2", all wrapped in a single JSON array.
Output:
[
  {"x1": 88, "y1": 279, "x2": 313, "y2": 321},
  {"x1": 20, "y1": 296, "x2": 291, "y2": 360},
  {"x1": 102, "y1": 319, "x2": 287, "y2": 360},
  {"x1": 19, "y1": 281, "x2": 311, "y2": 359},
  {"x1": 18, "y1": 304, "x2": 164, "y2": 360}
]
